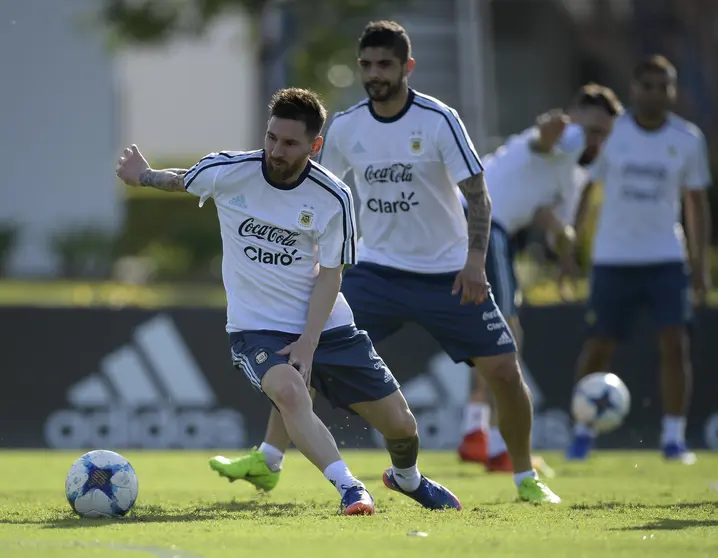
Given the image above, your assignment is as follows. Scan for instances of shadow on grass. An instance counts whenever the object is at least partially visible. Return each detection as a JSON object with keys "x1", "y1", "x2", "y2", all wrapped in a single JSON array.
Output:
[
  {"x1": 569, "y1": 500, "x2": 718, "y2": 512},
  {"x1": 612, "y1": 518, "x2": 718, "y2": 531},
  {"x1": 0, "y1": 500, "x2": 306, "y2": 529}
]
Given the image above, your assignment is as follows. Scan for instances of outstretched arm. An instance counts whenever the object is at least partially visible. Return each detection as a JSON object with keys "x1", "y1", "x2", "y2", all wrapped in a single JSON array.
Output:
[
  {"x1": 138, "y1": 168, "x2": 187, "y2": 192},
  {"x1": 117, "y1": 145, "x2": 187, "y2": 192}
]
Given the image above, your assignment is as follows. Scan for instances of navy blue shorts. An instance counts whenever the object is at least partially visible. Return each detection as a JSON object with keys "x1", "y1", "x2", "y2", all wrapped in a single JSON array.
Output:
[
  {"x1": 586, "y1": 262, "x2": 692, "y2": 340},
  {"x1": 229, "y1": 325, "x2": 400, "y2": 413},
  {"x1": 485, "y1": 221, "x2": 518, "y2": 317},
  {"x1": 341, "y1": 262, "x2": 517, "y2": 365}
]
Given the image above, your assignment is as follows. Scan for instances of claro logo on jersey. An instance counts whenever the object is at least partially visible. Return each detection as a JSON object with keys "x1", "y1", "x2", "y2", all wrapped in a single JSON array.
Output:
[
  {"x1": 364, "y1": 163, "x2": 419, "y2": 214},
  {"x1": 239, "y1": 217, "x2": 303, "y2": 266}
]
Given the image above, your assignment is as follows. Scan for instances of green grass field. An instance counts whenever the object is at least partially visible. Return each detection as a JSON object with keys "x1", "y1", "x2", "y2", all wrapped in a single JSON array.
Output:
[{"x1": 0, "y1": 450, "x2": 717, "y2": 557}]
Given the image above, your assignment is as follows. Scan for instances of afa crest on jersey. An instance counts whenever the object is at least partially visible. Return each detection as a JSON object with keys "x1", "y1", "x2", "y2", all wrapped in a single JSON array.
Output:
[
  {"x1": 410, "y1": 132, "x2": 423, "y2": 155},
  {"x1": 297, "y1": 209, "x2": 314, "y2": 229}
]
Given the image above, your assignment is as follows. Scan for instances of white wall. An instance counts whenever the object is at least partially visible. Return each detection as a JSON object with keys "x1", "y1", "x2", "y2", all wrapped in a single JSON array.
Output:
[
  {"x1": 0, "y1": 4, "x2": 260, "y2": 277},
  {"x1": 115, "y1": 14, "x2": 260, "y2": 161},
  {"x1": 0, "y1": 0, "x2": 120, "y2": 276}
]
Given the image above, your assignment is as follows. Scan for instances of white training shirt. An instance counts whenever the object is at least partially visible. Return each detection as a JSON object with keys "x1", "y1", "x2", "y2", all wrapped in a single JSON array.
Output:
[
  {"x1": 484, "y1": 123, "x2": 587, "y2": 235},
  {"x1": 556, "y1": 165, "x2": 590, "y2": 227},
  {"x1": 318, "y1": 89, "x2": 484, "y2": 273},
  {"x1": 589, "y1": 112, "x2": 711, "y2": 264},
  {"x1": 184, "y1": 150, "x2": 357, "y2": 333}
]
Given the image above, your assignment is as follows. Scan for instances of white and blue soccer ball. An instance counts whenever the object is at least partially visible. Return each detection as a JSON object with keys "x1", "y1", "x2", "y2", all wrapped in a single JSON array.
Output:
[
  {"x1": 65, "y1": 450, "x2": 139, "y2": 518},
  {"x1": 571, "y1": 372, "x2": 631, "y2": 434}
]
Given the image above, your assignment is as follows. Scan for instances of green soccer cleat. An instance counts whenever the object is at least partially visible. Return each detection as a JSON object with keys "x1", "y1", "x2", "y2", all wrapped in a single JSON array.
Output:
[
  {"x1": 517, "y1": 477, "x2": 561, "y2": 504},
  {"x1": 209, "y1": 448, "x2": 281, "y2": 492}
]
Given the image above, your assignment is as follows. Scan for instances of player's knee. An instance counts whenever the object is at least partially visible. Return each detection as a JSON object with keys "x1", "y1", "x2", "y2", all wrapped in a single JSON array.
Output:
[
  {"x1": 386, "y1": 406, "x2": 418, "y2": 439},
  {"x1": 477, "y1": 353, "x2": 522, "y2": 387},
  {"x1": 370, "y1": 395, "x2": 417, "y2": 439},
  {"x1": 262, "y1": 365, "x2": 309, "y2": 412}
]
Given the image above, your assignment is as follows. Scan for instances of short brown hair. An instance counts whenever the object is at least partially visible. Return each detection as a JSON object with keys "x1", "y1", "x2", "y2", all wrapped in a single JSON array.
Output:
[
  {"x1": 268, "y1": 88, "x2": 327, "y2": 137},
  {"x1": 633, "y1": 54, "x2": 677, "y2": 80},
  {"x1": 572, "y1": 83, "x2": 623, "y2": 116},
  {"x1": 358, "y1": 20, "x2": 411, "y2": 63}
]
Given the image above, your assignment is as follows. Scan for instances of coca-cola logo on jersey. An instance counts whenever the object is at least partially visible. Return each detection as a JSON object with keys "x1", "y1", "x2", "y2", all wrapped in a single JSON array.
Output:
[
  {"x1": 364, "y1": 163, "x2": 413, "y2": 184},
  {"x1": 238, "y1": 218, "x2": 299, "y2": 246}
]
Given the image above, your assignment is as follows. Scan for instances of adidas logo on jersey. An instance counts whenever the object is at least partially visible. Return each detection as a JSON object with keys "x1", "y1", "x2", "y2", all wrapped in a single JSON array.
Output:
[
  {"x1": 351, "y1": 141, "x2": 366, "y2": 154},
  {"x1": 229, "y1": 195, "x2": 247, "y2": 208},
  {"x1": 497, "y1": 331, "x2": 513, "y2": 346},
  {"x1": 44, "y1": 314, "x2": 246, "y2": 449}
]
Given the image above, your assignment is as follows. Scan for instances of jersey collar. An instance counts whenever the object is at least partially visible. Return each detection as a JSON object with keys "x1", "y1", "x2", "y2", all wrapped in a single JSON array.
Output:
[
  {"x1": 261, "y1": 152, "x2": 312, "y2": 191},
  {"x1": 369, "y1": 88, "x2": 415, "y2": 123}
]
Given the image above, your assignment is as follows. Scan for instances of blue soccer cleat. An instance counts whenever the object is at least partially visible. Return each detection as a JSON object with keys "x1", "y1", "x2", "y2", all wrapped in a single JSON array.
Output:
[
  {"x1": 340, "y1": 485, "x2": 376, "y2": 515},
  {"x1": 382, "y1": 469, "x2": 462, "y2": 510},
  {"x1": 662, "y1": 442, "x2": 697, "y2": 465},
  {"x1": 565, "y1": 434, "x2": 594, "y2": 461}
]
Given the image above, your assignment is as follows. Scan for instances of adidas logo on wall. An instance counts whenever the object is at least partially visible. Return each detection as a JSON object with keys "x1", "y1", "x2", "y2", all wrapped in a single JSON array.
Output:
[
  {"x1": 44, "y1": 314, "x2": 246, "y2": 449},
  {"x1": 371, "y1": 352, "x2": 571, "y2": 450}
]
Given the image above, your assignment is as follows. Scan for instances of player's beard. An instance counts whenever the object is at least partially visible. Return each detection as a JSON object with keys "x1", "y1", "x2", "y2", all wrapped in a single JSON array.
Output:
[
  {"x1": 364, "y1": 76, "x2": 404, "y2": 102},
  {"x1": 266, "y1": 156, "x2": 304, "y2": 183}
]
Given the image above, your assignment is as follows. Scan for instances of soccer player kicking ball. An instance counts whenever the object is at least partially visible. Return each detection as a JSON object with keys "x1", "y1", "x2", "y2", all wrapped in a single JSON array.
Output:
[
  {"x1": 116, "y1": 87, "x2": 461, "y2": 515},
  {"x1": 212, "y1": 21, "x2": 560, "y2": 504},
  {"x1": 459, "y1": 84, "x2": 623, "y2": 472},
  {"x1": 566, "y1": 55, "x2": 712, "y2": 463}
]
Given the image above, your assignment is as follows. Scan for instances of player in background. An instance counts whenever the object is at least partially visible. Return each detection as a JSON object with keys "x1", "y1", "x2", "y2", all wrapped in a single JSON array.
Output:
[
  {"x1": 115, "y1": 88, "x2": 462, "y2": 514},
  {"x1": 213, "y1": 20, "x2": 560, "y2": 504},
  {"x1": 459, "y1": 86, "x2": 623, "y2": 471},
  {"x1": 566, "y1": 55, "x2": 712, "y2": 463}
]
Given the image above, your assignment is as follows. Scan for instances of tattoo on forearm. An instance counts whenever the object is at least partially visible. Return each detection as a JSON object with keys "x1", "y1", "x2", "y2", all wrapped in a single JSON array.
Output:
[
  {"x1": 458, "y1": 172, "x2": 492, "y2": 253},
  {"x1": 139, "y1": 169, "x2": 186, "y2": 192}
]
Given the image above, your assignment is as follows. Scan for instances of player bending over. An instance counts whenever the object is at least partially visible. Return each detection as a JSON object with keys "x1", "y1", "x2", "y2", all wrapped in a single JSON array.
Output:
[
  {"x1": 212, "y1": 20, "x2": 560, "y2": 504},
  {"x1": 566, "y1": 55, "x2": 712, "y2": 463},
  {"x1": 115, "y1": 88, "x2": 462, "y2": 514},
  {"x1": 459, "y1": 85, "x2": 622, "y2": 470}
]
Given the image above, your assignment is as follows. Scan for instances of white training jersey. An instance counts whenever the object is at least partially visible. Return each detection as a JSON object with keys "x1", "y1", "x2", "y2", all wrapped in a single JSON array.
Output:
[
  {"x1": 184, "y1": 150, "x2": 357, "y2": 334},
  {"x1": 556, "y1": 165, "x2": 590, "y2": 226},
  {"x1": 484, "y1": 123, "x2": 587, "y2": 235},
  {"x1": 318, "y1": 89, "x2": 484, "y2": 273},
  {"x1": 588, "y1": 112, "x2": 711, "y2": 264}
]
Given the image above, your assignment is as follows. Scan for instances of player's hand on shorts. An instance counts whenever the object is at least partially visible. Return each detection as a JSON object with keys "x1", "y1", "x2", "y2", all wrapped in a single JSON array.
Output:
[
  {"x1": 535, "y1": 109, "x2": 569, "y2": 151},
  {"x1": 453, "y1": 251, "x2": 489, "y2": 305},
  {"x1": 116, "y1": 144, "x2": 150, "y2": 187},
  {"x1": 276, "y1": 335, "x2": 316, "y2": 388}
]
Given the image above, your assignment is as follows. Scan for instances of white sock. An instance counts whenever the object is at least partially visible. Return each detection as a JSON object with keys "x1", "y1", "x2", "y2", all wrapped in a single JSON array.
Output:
[
  {"x1": 259, "y1": 442, "x2": 284, "y2": 472},
  {"x1": 574, "y1": 423, "x2": 597, "y2": 438},
  {"x1": 462, "y1": 403, "x2": 490, "y2": 435},
  {"x1": 488, "y1": 426, "x2": 508, "y2": 458},
  {"x1": 323, "y1": 460, "x2": 363, "y2": 497},
  {"x1": 513, "y1": 469, "x2": 538, "y2": 487},
  {"x1": 661, "y1": 415, "x2": 686, "y2": 445},
  {"x1": 392, "y1": 465, "x2": 421, "y2": 492}
]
